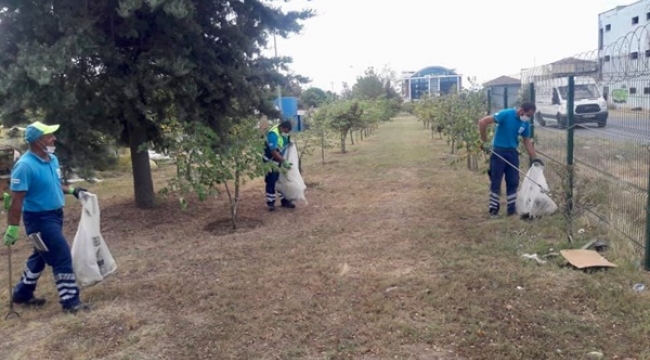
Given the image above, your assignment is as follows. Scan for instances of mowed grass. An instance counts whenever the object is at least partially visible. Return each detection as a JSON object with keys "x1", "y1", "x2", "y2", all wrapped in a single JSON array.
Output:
[{"x1": 0, "y1": 115, "x2": 650, "y2": 359}]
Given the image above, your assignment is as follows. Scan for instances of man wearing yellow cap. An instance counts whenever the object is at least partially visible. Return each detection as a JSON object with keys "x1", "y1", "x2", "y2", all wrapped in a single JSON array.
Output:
[{"x1": 3, "y1": 121, "x2": 91, "y2": 314}]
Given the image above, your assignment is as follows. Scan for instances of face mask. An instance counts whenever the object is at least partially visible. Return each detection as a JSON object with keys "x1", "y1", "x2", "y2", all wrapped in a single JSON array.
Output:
[
  {"x1": 520, "y1": 115, "x2": 531, "y2": 122},
  {"x1": 38, "y1": 141, "x2": 55, "y2": 154}
]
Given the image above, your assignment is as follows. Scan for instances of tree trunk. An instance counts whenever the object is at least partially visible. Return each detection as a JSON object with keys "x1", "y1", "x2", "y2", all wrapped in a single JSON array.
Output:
[
  {"x1": 340, "y1": 132, "x2": 347, "y2": 153},
  {"x1": 321, "y1": 131, "x2": 326, "y2": 165},
  {"x1": 233, "y1": 172, "x2": 239, "y2": 230},
  {"x1": 128, "y1": 121, "x2": 156, "y2": 209},
  {"x1": 224, "y1": 171, "x2": 239, "y2": 230},
  {"x1": 349, "y1": 129, "x2": 354, "y2": 145}
]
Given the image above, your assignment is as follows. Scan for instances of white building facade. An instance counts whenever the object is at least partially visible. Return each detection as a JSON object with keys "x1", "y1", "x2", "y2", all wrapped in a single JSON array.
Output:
[{"x1": 599, "y1": 1, "x2": 650, "y2": 110}]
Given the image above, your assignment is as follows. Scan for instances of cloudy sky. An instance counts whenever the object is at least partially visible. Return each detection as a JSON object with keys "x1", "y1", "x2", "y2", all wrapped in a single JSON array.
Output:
[{"x1": 264, "y1": 0, "x2": 634, "y2": 92}]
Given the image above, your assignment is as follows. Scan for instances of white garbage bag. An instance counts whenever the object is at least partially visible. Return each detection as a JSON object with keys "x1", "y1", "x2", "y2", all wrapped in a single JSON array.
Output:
[
  {"x1": 516, "y1": 163, "x2": 558, "y2": 218},
  {"x1": 71, "y1": 192, "x2": 117, "y2": 287},
  {"x1": 276, "y1": 143, "x2": 307, "y2": 204}
]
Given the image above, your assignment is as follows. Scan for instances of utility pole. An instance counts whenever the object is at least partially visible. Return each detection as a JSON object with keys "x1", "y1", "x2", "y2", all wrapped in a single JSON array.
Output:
[{"x1": 273, "y1": 33, "x2": 283, "y2": 117}]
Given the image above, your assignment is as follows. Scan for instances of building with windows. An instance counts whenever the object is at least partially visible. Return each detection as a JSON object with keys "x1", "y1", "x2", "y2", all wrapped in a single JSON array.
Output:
[
  {"x1": 483, "y1": 76, "x2": 521, "y2": 112},
  {"x1": 400, "y1": 66, "x2": 462, "y2": 101},
  {"x1": 599, "y1": 1, "x2": 650, "y2": 110}
]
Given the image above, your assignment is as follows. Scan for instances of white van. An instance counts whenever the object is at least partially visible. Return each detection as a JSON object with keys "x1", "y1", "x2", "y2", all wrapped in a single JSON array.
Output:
[{"x1": 534, "y1": 76, "x2": 608, "y2": 128}]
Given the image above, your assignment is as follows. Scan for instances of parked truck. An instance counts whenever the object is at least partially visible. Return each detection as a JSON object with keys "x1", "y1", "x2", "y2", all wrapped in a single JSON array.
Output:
[{"x1": 533, "y1": 76, "x2": 608, "y2": 128}]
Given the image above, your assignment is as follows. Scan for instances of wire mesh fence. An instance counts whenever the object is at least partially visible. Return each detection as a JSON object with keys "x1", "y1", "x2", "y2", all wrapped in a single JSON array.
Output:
[{"x1": 484, "y1": 23, "x2": 650, "y2": 267}]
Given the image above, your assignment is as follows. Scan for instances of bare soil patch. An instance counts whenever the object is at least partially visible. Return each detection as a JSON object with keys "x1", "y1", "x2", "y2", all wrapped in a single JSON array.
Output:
[{"x1": 204, "y1": 217, "x2": 263, "y2": 235}]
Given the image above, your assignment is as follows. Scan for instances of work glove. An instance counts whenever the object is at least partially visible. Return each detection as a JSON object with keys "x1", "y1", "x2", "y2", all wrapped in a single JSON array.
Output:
[
  {"x1": 3, "y1": 192, "x2": 11, "y2": 211},
  {"x1": 281, "y1": 161, "x2": 293, "y2": 170},
  {"x1": 530, "y1": 158, "x2": 545, "y2": 167},
  {"x1": 481, "y1": 142, "x2": 492, "y2": 155},
  {"x1": 68, "y1": 187, "x2": 88, "y2": 199},
  {"x1": 3, "y1": 225, "x2": 19, "y2": 246}
]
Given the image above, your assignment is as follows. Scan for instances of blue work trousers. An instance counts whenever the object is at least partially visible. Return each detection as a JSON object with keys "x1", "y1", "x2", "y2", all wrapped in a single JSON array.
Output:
[
  {"x1": 264, "y1": 170, "x2": 285, "y2": 204},
  {"x1": 489, "y1": 148, "x2": 520, "y2": 215},
  {"x1": 13, "y1": 209, "x2": 81, "y2": 309}
]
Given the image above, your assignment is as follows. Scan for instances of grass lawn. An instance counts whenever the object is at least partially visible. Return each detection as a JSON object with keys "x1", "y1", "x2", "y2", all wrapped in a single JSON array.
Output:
[{"x1": 1, "y1": 115, "x2": 650, "y2": 359}]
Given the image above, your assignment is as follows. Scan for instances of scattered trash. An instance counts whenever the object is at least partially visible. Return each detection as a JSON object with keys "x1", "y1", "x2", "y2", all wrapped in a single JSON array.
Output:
[
  {"x1": 578, "y1": 228, "x2": 585, "y2": 234},
  {"x1": 148, "y1": 150, "x2": 171, "y2": 161},
  {"x1": 68, "y1": 176, "x2": 104, "y2": 184},
  {"x1": 385, "y1": 286, "x2": 399, "y2": 293},
  {"x1": 592, "y1": 239, "x2": 609, "y2": 252},
  {"x1": 581, "y1": 239, "x2": 609, "y2": 253},
  {"x1": 338, "y1": 263, "x2": 350, "y2": 276},
  {"x1": 516, "y1": 286, "x2": 524, "y2": 291},
  {"x1": 560, "y1": 249, "x2": 617, "y2": 271},
  {"x1": 542, "y1": 252, "x2": 560, "y2": 259},
  {"x1": 633, "y1": 283, "x2": 646, "y2": 292},
  {"x1": 522, "y1": 253, "x2": 547, "y2": 264}
]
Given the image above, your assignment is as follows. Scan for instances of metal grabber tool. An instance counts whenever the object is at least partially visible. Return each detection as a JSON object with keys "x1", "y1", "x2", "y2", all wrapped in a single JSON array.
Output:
[
  {"x1": 488, "y1": 149, "x2": 552, "y2": 196},
  {"x1": 4, "y1": 192, "x2": 19, "y2": 320}
]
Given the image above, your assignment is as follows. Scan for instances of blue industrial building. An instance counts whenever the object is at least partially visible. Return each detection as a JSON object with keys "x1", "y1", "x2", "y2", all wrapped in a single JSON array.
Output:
[{"x1": 401, "y1": 66, "x2": 462, "y2": 101}]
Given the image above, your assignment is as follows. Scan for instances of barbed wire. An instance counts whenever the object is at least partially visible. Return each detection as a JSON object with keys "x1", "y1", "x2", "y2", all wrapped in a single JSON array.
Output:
[{"x1": 513, "y1": 21, "x2": 650, "y2": 82}]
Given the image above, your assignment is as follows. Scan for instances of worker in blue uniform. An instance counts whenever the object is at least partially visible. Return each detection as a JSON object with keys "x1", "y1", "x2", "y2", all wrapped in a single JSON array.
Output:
[
  {"x1": 3, "y1": 121, "x2": 91, "y2": 313},
  {"x1": 478, "y1": 102, "x2": 543, "y2": 217},
  {"x1": 263, "y1": 120, "x2": 296, "y2": 211}
]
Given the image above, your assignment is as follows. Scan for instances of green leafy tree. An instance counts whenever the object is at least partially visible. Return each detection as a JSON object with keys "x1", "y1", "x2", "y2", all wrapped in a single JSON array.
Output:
[
  {"x1": 324, "y1": 90, "x2": 339, "y2": 104},
  {"x1": 164, "y1": 117, "x2": 273, "y2": 230},
  {"x1": 301, "y1": 108, "x2": 337, "y2": 165},
  {"x1": 326, "y1": 101, "x2": 363, "y2": 153},
  {"x1": 0, "y1": 0, "x2": 313, "y2": 208},
  {"x1": 300, "y1": 87, "x2": 327, "y2": 109},
  {"x1": 414, "y1": 86, "x2": 487, "y2": 170},
  {"x1": 352, "y1": 67, "x2": 386, "y2": 100}
]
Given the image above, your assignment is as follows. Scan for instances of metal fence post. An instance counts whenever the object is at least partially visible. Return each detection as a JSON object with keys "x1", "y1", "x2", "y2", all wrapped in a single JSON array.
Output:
[
  {"x1": 645, "y1": 151, "x2": 650, "y2": 270},
  {"x1": 566, "y1": 76, "x2": 575, "y2": 237},
  {"x1": 487, "y1": 88, "x2": 492, "y2": 115},
  {"x1": 529, "y1": 83, "x2": 535, "y2": 139},
  {"x1": 503, "y1": 87, "x2": 508, "y2": 109}
]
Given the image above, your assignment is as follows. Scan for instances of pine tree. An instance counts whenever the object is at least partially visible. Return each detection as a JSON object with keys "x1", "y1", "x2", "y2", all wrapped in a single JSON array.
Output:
[{"x1": 0, "y1": 0, "x2": 313, "y2": 208}]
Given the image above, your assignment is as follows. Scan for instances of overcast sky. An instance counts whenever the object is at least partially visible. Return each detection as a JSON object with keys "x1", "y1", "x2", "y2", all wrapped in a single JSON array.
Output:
[{"x1": 264, "y1": 0, "x2": 634, "y2": 93}]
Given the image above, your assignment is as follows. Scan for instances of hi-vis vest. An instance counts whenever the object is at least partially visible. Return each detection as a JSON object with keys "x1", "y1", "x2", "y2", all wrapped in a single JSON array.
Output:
[
  {"x1": 269, "y1": 124, "x2": 285, "y2": 150},
  {"x1": 263, "y1": 124, "x2": 289, "y2": 162}
]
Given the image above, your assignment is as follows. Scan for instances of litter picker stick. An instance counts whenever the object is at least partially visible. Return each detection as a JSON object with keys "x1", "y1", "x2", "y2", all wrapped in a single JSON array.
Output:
[
  {"x1": 3, "y1": 192, "x2": 19, "y2": 320},
  {"x1": 5, "y1": 245, "x2": 19, "y2": 320},
  {"x1": 489, "y1": 150, "x2": 551, "y2": 196}
]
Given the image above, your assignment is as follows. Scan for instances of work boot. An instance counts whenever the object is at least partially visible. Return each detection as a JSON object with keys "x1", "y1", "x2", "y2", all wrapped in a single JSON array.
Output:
[
  {"x1": 13, "y1": 296, "x2": 46, "y2": 307},
  {"x1": 63, "y1": 302, "x2": 92, "y2": 314},
  {"x1": 267, "y1": 202, "x2": 276, "y2": 212},
  {"x1": 489, "y1": 208, "x2": 499, "y2": 219},
  {"x1": 281, "y1": 199, "x2": 295, "y2": 209}
]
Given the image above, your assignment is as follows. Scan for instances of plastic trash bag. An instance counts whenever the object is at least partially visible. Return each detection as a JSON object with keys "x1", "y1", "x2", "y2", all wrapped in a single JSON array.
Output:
[
  {"x1": 516, "y1": 163, "x2": 558, "y2": 218},
  {"x1": 276, "y1": 143, "x2": 307, "y2": 204},
  {"x1": 71, "y1": 192, "x2": 117, "y2": 287}
]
